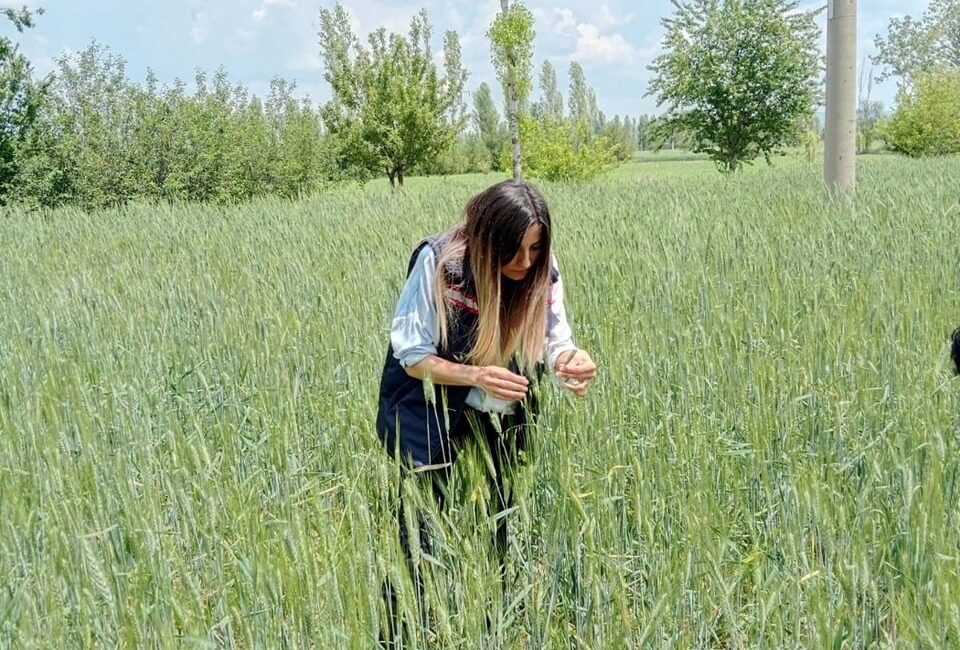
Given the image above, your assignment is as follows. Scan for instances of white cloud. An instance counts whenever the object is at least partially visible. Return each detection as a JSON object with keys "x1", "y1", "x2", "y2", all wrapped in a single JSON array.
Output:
[
  {"x1": 573, "y1": 23, "x2": 636, "y2": 64},
  {"x1": 549, "y1": 6, "x2": 637, "y2": 64},
  {"x1": 253, "y1": 0, "x2": 294, "y2": 23}
]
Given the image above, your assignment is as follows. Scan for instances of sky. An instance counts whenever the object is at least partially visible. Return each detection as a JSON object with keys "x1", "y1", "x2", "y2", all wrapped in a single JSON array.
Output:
[{"x1": 3, "y1": 0, "x2": 932, "y2": 121}]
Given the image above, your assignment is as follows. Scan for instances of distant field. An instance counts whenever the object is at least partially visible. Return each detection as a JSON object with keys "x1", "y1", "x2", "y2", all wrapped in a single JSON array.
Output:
[{"x1": 2, "y1": 155, "x2": 960, "y2": 648}]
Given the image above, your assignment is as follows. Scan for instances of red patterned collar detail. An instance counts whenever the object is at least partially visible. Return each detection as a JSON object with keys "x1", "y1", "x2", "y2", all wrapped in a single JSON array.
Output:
[{"x1": 444, "y1": 286, "x2": 479, "y2": 314}]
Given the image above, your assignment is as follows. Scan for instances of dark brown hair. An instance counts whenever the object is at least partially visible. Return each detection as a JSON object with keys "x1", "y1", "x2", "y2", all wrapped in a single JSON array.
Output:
[{"x1": 434, "y1": 180, "x2": 553, "y2": 370}]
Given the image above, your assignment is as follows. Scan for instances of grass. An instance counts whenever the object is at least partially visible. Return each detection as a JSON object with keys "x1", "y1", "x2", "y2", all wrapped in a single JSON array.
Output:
[{"x1": 1, "y1": 154, "x2": 959, "y2": 647}]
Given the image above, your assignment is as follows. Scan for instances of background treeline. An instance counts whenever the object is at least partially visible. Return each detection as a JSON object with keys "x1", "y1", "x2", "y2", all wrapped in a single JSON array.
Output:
[
  {"x1": 1, "y1": 42, "x2": 654, "y2": 209},
  {"x1": 0, "y1": 5, "x2": 673, "y2": 210},
  {"x1": 5, "y1": 42, "x2": 340, "y2": 209},
  {"x1": 2, "y1": 1, "x2": 959, "y2": 209}
]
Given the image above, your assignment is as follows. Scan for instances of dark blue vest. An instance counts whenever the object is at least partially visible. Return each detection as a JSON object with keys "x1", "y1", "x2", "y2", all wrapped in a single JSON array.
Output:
[{"x1": 375, "y1": 236, "x2": 555, "y2": 467}]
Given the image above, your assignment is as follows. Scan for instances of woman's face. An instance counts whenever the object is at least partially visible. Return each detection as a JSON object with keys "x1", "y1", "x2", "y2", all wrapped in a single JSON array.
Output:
[{"x1": 500, "y1": 222, "x2": 544, "y2": 282}]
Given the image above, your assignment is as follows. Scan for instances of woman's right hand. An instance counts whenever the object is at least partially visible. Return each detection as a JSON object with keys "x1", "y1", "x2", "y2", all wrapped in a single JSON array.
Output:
[{"x1": 475, "y1": 366, "x2": 529, "y2": 401}]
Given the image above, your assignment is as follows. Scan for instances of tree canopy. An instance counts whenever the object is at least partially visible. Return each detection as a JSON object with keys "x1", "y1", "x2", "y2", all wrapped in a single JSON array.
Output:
[
  {"x1": 648, "y1": 0, "x2": 821, "y2": 172},
  {"x1": 872, "y1": 0, "x2": 960, "y2": 86},
  {"x1": 318, "y1": 4, "x2": 467, "y2": 187}
]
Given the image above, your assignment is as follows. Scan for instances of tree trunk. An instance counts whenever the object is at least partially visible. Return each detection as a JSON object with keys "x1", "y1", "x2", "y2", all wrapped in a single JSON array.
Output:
[
  {"x1": 397, "y1": 168, "x2": 404, "y2": 186},
  {"x1": 507, "y1": 85, "x2": 522, "y2": 181},
  {"x1": 501, "y1": 0, "x2": 523, "y2": 181},
  {"x1": 388, "y1": 169, "x2": 396, "y2": 188}
]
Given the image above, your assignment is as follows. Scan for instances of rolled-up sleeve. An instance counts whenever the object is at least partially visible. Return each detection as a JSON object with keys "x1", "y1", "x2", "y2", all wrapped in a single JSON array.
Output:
[
  {"x1": 546, "y1": 256, "x2": 577, "y2": 368},
  {"x1": 391, "y1": 246, "x2": 440, "y2": 368}
]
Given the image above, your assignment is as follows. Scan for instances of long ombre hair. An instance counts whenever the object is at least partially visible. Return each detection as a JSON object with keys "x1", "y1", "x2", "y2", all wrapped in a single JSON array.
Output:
[{"x1": 433, "y1": 180, "x2": 553, "y2": 372}]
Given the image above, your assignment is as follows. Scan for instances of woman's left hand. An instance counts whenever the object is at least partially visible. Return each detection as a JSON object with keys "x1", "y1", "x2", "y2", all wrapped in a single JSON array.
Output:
[{"x1": 555, "y1": 349, "x2": 597, "y2": 397}]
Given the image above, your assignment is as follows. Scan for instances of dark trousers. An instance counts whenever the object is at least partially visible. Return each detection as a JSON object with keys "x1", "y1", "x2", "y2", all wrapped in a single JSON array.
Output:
[{"x1": 382, "y1": 408, "x2": 526, "y2": 646}]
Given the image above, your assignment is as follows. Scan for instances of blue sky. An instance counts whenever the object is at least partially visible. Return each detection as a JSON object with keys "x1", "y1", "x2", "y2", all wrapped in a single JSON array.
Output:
[{"x1": 4, "y1": 0, "x2": 931, "y2": 120}]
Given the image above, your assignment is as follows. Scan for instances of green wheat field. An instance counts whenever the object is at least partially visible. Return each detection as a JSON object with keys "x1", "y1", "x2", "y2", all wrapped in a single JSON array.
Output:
[{"x1": 2, "y1": 155, "x2": 960, "y2": 648}]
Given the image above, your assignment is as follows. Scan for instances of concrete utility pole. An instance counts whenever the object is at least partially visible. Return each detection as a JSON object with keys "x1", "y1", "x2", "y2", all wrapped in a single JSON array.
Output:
[{"x1": 824, "y1": 0, "x2": 857, "y2": 195}]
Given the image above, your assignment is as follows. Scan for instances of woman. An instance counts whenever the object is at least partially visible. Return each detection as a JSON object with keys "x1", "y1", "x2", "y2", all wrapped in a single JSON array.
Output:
[{"x1": 376, "y1": 179, "x2": 597, "y2": 641}]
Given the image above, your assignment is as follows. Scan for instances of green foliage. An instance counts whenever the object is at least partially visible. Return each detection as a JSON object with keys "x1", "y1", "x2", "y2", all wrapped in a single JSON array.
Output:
[
  {"x1": 885, "y1": 69, "x2": 960, "y2": 157},
  {"x1": 22, "y1": 42, "x2": 142, "y2": 207},
  {"x1": 12, "y1": 43, "x2": 334, "y2": 209},
  {"x1": 794, "y1": 112, "x2": 821, "y2": 162},
  {"x1": 857, "y1": 100, "x2": 886, "y2": 154},
  {"x1": 417, "y1": 133, "x2": 492, "y2": 175},
  {"x1": 504, "y1": 115, "x2": 616, "y2": 181},
  {"x1": 487, "y1": 2, "x2": 535, "y2": 103},
  {"x1": 318, "y1": 5, "x2": 467, "y2": 187},
  {"x1": 636, "y1": 114, "x2": 655, "y2": 150},
  {"x1": 0, "y1": 5, "x2": 45, "y2": 204},
  {"x1": 472, "y1": 82, "x2": 507, "y2": 172},
  {"x1": 532, "y1": 60, "x2": 563, "y2": 121},
  {"x1": 567, "y1": 61, "x2": 600, "y2": 132},
  {"x1": 599, "y1": 116, "x2": 637, "y2": 162},
  {"x1": 0, "y1": 5, "x2": 38, "y2": 38},
  {"x1": 872, "y1": 0, "x2": 960, "y2": 86},
  {"x1": 648, "y1": 0, "x2": 822, "y2": 172},
  {"x1": 801, "y1": 128, "x2": 820, "y2": 162},
  {"x1": 488, "y1": 0, "x2": 535, "y2": 180}
]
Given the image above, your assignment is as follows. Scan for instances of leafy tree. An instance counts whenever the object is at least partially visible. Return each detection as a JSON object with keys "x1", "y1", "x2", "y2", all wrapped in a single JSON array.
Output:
[
  {"x1": 567, "y1": 61, "x2": 599, "y2": 135},
  {"x1": 636, "y1": 114, "x2": 654, "y2": 150},
  {"x1": 532, "y1": 60, "x2": 563, "y2": 120},
  {"x1": 143, "y1": 69, "x2": 332, "y2": 202},
  {"x1": 263, "y1": 78, "x2": 333, "y2": 197},
  {"x1": 872, "y1": 0, "x2": 960, "y2": 86},
  {"x1": 600, "y1": 115, "x2": 636, "y2": 161},
  {"x1": 505, "y1": 115, "x2": 615, "y2": 181},
  {"x1": 472, "y1": 81, "x2": 506, "y2": 171},
  {"x1": 647, "y1": 0, "x2": 821, "y2": 172},
  {"x1": 318, "y1": 4, "x2": 467, "y2": 187},
  {"x1": 421, "y1": 132, "x2": 491, "y2": 175},
  {"x1": 787, "y1": 111, "x2": 820, "y2": 162},
  {"x1": 624, "y1": 116, "x2": 638, "y2": 153},
  {"x1": 489, "y1": 0, "x2": 534, "y2": 180},
  {"x1": 857, "y1": 61, "x2": 885, "y2": 153},
  {"x1": 884, "y1": 69, "x2": 960, "y2": 157},
  {"x1": 0, "y1": 5, "x2": 46, "y2": 203},
  {"x1": 15, "y1": 41, "x2": 333, "y2": 208},
  {"x1": 29, "y1": 41, "x2": 142, "y2": 207},
  {"x1": 122, "y1": 70, "x2": 177, "y2": 199},
  {"x1": 857, "y1": 100, "x2": 885, "y2": 154},
  {"x1": 169, "y1": 68, "x2": 242, "y2": 202}
]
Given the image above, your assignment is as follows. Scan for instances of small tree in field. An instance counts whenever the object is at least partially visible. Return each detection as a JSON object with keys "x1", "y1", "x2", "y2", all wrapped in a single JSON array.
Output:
[
  {"x1": 508, "y1": 115, "x2": 616, "y2": 181},
  {"x1": 648, "y1": 0, "x2": 821, "y2": 172},
  {"x1": 318, "y1": 5, "x2": 467, "y2": 187},
  {"x1": 885, "y1": 69, "x2": 960, "y2": 157}
]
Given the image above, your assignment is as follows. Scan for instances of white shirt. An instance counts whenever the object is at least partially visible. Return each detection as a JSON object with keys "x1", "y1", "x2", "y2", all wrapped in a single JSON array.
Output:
[{"x1": 390, "y1": 245, "x2": 577, "y2": 413}]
